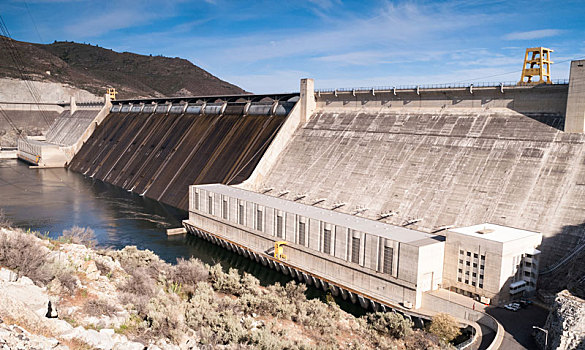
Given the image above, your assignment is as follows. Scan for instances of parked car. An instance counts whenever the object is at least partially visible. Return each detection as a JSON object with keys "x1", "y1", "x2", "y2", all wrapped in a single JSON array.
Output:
[{"x1": 504, "y1": 303, "x2": 520, "y2": 311}]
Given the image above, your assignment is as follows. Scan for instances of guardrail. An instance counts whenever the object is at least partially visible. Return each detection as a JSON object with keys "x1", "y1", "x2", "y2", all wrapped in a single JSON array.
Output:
[{"x1": 315, "y1": 79, "x2": 569, "y2": 93}]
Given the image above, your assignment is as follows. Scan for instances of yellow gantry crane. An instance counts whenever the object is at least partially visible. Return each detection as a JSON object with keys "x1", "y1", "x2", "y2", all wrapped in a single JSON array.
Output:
[
  {"x1": 518, "y1": 47, "x2": 553, "y2": 85},
  {"x1": 107, "y1": 88, "x2": 118, "y2": 100},
  {"x1": 274, "y1": 241, "x2": 288, "y2": 260}
]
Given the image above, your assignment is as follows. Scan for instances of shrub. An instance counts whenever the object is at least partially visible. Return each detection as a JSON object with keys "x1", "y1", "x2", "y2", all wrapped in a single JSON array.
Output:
[
  {"x1": 60, "y1": 226, "x2": 97, "y2": 247},
  {"x1": 0, "y1": 209, "x2": 11, "y2": 228},
  {"x1": 209, "y1": 265, "x2": 243, "y2": 295},
  {"x1": 0, "y1": 229, "x2": 53, "y2": 285},
  {"x1": 106, "y1": 246, "x2": 168, "y2": 281},
  {"x1": 143, "y1": 291, "x2": 186, "y2": 342},
  {"x1": 82, "y1": 298, "x2": 119, "y2": 317},
  {"x1": 53, "y1": 267, "x2": 79, "y2": 294},
  {"x1": 428, "y1": 313, "x2": 460, "y2": 343},
  {"x1": 119, "y1": 267, "x2": 158, "y2": 297},
  {"x1": 365, "y1": 311, "x2": 414, "y2": 339},
  {"x1": 170, "y1": 257, "x2": 208, "y2": 295}
]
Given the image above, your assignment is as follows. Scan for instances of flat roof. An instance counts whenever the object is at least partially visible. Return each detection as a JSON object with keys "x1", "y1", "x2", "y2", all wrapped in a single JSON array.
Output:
[
  {"x1": 194, "y1": 184, "x2": 443, "y2": 246},
  {"x1": 449, "y1": 223, "x2": 540, "y2": 243}
]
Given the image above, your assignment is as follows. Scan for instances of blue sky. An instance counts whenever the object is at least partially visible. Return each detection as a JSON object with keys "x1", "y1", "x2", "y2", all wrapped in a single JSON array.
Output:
[{"x1": 3, "y1": 0, "x2": 585, "y2": 93}]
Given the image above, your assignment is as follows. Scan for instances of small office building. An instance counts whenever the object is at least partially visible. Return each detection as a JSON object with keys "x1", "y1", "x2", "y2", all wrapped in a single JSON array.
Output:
[{"x1": 443, "y1": 223, "x2": 542, "y2": 304}]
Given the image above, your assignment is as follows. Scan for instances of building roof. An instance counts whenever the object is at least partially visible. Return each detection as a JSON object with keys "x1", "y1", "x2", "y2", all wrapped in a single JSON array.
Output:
[
  {"x1": 194, "y1": 184, "x2": 443, "y2": 247},
  {"x1": 449, "y1": 223, "x2": 540, "y2": 243}
]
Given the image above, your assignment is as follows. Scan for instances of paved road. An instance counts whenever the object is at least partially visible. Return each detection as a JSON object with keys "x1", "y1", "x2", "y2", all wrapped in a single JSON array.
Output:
[{"x1": 486, "y1": 305, "x2": 549, "y2": 349}]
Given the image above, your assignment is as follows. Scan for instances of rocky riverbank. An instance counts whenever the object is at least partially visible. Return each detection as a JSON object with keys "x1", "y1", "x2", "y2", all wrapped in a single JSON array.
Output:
[
  {"x1": 0, "y1": 225, "x2": 450, "y2": 349},
  {"x1": 539, "y1": 290, "x2": 585, "y2": 350}
]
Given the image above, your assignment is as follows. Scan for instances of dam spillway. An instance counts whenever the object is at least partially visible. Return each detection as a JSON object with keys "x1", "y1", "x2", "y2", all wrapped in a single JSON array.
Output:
[{"x1": 68, "y1": 95, "x2": 297, "y2": 210}]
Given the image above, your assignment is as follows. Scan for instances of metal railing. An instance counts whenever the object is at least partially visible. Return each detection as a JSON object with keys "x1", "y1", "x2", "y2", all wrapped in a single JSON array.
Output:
[{"x1": 315, "y1": 79, "x2": 569, "y2": 93}]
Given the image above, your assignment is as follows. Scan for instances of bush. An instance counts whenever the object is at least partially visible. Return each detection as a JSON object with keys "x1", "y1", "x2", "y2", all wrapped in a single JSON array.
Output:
[
  {"x1": 143, "y1": 291, "x2": 186, "y2": 342},
  {"x1": 60, "y1": 226, "x2": 97, "y2": 247},
  {"x1": 0, "y1": 209, "x2": 11, "y2": 228},
  {"x1": 82, "y1": 298, "x2": 119, "y2": 317},
  {"x1": 428, "y1": 313, "x2": 460, "y2": 343},
  {"x1": 209, "y1": 265, "x2": 243, "y2": 295},
  {"x1": 170, "y1": 257, "x2": 208, "y2": 295},
  {"x1": 365, "y1": 311, "x2": 414, "y2": 339},
  {"x1": 106, "y1": 246, "x2": 168, "y2": 281},
  {"x1": 53, "y1": 267, "x2": 79, "y2": 294},
  {"x1": 0, "y1": 229, "x2": 53, "y2": 285}
]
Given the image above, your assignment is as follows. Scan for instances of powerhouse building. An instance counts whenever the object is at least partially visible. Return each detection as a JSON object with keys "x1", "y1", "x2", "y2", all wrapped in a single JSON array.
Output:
[{"x1": 184, "y1": 184, "x2": 542, "y2": 309}]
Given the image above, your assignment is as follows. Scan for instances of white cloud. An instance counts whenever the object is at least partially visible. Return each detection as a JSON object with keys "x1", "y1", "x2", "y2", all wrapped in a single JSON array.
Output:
[{"x1": 504, "y1": 29, "x2": 563, "y2": 40}]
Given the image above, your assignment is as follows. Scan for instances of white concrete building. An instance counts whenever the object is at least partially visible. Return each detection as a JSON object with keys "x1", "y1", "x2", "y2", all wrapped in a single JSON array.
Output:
[
  {"x1": 443, "y1": 223, "x2": 542, "y2": 304},
  {"x1": 185, "y1": 183, "x2": 446, "y2": 309}
]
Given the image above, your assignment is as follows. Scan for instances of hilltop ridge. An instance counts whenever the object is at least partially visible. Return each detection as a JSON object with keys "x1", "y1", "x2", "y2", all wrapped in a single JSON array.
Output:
[{"x1": 0, "y1": 37, "x2": 246, "y2": 99}]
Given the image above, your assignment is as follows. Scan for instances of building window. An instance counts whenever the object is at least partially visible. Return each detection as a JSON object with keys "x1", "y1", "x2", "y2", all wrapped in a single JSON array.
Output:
[
  {"x1": 465, "y1": 279, "x2": 469, "y2": 284},
  {"x1": 194, "y1": 191, "x2": 199, "y2": 210},
  {"x1": 479, "y1": 283, "x2": 483, "y2": 288},
  {"x1": 466, "y1": 261, "x2": 470, "y2": 266},
  {"x1": 473, "y1": 263, "x2": 477, "y2": 268},
  {"x1": 238, "y1": 202, "x2": 245, "y2": 225},
  {"x1": 256, "y1": 208, "x2": 263, "y2": 231},
  {"x1": 472, "y1": 281, "x2": 476, "y2": 286},
  {"x1": 208, "y1": 195, "x2": 213, "y2": 215},
  {"x1": 467, "y1": 251, "x2": 471, "y2": 257},
  {"x1": 459, "y1": 249, "x2": 464, "y2": 255},
  {"x1": 276, "y1": 214, "x2": 283, "y2": 238},
  {"x1": 474, "y1": 253, "x2": 478, "y2": 259},
  {"x1": 351, "y1": 237, "x2": 360, "y2": 264},
  {"x1": 383, "y1": 246, "x2": 394, "y2": 274},
  {"x1": 298, "y1": 220, "x2": 306, "y2": 246},
  {"x1": 480, "y1": 264, "x2": 485, "y2": 270},
  {"x1": 459, "y1": 259, "x2": 463, "y2": 264},
  {"x1": 458, "y1": 277, "x2": 462, "y2": 282},
  {"x1": 472, "y1": 272, "x2": 477, "y2": 277},
  {"x1": 458, "y1": 268, "x2": 463, "y2": 273},
  {"x1": 323, "y1": 228, "x2": 332, "y2": 254},
  {"x1": 222, "y1": 198, "x2": 228, "y2": 220}
]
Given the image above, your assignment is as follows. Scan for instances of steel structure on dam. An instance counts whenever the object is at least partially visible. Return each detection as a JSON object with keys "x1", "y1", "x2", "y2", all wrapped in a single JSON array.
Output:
[{"x1": 68, "y1": 93, "x2": 298, "y2": 210}]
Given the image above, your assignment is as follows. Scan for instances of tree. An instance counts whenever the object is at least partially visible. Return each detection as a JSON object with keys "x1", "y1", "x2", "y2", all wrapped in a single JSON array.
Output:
[{"x1": 429, "y1": 313, "x2": 461, "y2": 343}]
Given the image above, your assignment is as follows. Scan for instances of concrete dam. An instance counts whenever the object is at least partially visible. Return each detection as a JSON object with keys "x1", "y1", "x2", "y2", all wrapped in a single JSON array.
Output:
[
  {"x1": 13, "y1": 59, "x2": 585, "y2": 349},
  {"x1": 68, "y1": 95, "x2": 297, "y2": 209}
]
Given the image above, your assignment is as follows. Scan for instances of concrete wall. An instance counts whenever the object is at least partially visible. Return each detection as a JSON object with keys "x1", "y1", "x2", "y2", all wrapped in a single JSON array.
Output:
[
  {"x1": 315, "y1": 84, "x2": 568, "y2": 115},
  {"x1": 565, "y1": 60, "x2": 585, "y2": 132},
  {"x1": 256, "y1": 106, "x2": 585, "y2": 277},
  {"x1": 0, "y1": 104, "x2": 62, "y2": 147},
  {"x1": 0, "y1": 78, "x2": 98, "y2": 103}
]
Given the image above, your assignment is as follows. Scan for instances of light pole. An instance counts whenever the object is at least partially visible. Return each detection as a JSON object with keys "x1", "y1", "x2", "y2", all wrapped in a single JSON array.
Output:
[{"x1": 533, "y1": 326, "x2": 548, "y2": 349}]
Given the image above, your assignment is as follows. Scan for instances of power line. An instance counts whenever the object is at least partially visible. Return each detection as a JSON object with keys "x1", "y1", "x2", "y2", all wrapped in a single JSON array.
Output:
[{"x1": 22, "y1": 0, "x2": 43, "y2": 43}]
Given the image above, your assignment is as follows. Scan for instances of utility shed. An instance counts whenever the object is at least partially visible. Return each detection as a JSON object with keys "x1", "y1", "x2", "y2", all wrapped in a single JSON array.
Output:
[
  {"x1": 443, "y1": 223, "x2": 542, "y2": 304},
  {"x1": 186, "y1": 183, "x2": 445, "y2": 309}
]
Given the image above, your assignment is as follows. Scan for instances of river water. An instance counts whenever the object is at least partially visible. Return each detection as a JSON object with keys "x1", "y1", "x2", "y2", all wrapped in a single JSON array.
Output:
[{"x1": 0, "y1": 159, "x2": 364, "y2": 313}]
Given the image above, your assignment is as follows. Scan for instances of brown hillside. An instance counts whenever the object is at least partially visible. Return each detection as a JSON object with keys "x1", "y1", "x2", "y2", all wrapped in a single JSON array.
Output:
[{"x1": 0, "y1": 36, "x2": 245, "y2": 99}]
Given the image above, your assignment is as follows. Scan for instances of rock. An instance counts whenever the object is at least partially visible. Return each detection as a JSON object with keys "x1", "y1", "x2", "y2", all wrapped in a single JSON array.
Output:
[
  {"x1": 82, "y1": 260, "x2": 100, "y2": 281},
  {"x1": 0, "y1": 276, "x2": 50, "y2": 318},
  {"x1": 46, "y1": 300, "x2": 58, "y2": 318},
  {"x1": 0, "y1": 267, "x2": 17, "y2": 282},
  {"x1": 0, "y1": 322, "x2": 66, "y2": 349},
  {"x1": 47, "y1": 319, "x2": 73, "y2": 334},
  {"x1": 113, "y1": 341, "x2": 144, "y2": 350},
  {"x1": 541, "y1": 290, "x2": 585, "y2": 350},
  {"x1": 99, "y1": 328, "x2": 115, "y2": 336}
]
